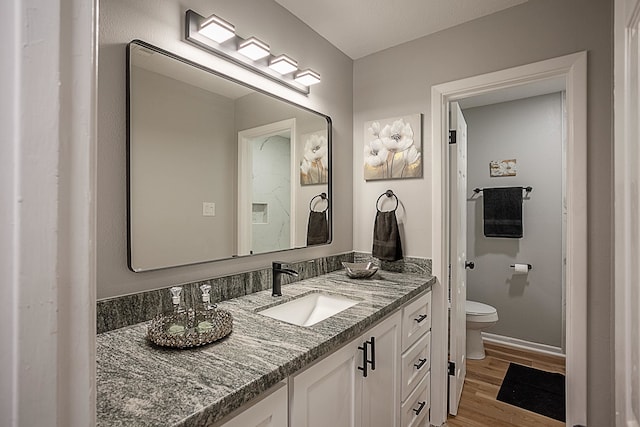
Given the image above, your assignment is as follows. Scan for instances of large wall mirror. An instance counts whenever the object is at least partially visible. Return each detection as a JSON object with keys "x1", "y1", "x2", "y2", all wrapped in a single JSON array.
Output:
[{"x1": 127, "y1": 40, "x2": 332, "y2": 272}]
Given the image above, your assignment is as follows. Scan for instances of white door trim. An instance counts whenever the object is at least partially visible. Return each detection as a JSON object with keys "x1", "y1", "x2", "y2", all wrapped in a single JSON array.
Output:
[
  {"x1": 614, "y1": 0, "x2": 640, "y2": 425},
  {"x1": 0, "y1": 0, "x2": 97, "y2": 426},
  {"x1": 430, "y1": 51, "x2": 587, "y2": 426}
]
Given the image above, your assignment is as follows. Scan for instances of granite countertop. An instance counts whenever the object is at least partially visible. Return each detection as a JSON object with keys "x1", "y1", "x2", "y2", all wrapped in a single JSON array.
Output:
[{"x1": 97, "y1": 270, "x2": 434, "y2": 426}]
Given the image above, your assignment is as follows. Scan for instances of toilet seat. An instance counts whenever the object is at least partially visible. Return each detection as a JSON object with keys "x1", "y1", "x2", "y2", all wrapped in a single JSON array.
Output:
[{"x1": 466, "y1": 300, "x2": 498, "y2": 322}]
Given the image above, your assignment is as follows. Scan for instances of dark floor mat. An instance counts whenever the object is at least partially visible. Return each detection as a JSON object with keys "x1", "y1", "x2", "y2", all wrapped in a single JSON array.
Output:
[{"x1": 496, "y1": 362, "x2": 565, "y2": 422}]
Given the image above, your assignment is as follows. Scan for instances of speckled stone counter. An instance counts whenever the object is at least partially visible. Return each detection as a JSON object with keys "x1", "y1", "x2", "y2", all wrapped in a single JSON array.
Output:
[{"x1": 97, "y1": 270, "x2": 434, "y2": 426}]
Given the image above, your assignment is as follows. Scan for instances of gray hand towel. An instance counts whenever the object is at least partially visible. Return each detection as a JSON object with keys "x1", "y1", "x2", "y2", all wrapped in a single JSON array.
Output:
[
  {"x1": 307, "y1": 211, "x2": 329, "y2": 245},
  {"x1": 372, "y1": 210, "x2": 403, "y2": 261}
]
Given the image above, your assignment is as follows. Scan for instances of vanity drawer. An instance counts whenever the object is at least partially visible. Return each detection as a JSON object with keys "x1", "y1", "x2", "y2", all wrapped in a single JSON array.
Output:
[
  {"x1": 401, "y1": 331, "x2": 431, "y2": 402},
  {"x1": 401, "y1": 371, "x2": 430, "y2": 427},
  {"x1": 402, "y1": 292, "x2": 431, "y2": 351}
]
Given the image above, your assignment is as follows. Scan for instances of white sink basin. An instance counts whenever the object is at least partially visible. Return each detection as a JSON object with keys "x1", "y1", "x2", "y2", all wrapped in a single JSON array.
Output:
[{"x1": 258, "y1": 292, "x2": 359, "y2": 327}]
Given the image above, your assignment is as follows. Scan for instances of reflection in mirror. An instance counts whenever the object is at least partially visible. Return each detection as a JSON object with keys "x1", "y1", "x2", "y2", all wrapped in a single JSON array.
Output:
[{"x1": 127, "y1": 40, "x2": 331, "y2": 272}]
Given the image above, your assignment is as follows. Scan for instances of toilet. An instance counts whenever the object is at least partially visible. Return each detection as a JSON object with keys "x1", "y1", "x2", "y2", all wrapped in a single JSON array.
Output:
[{"x1": 465, "y1": 300, "x2": 498, "y2": 360}]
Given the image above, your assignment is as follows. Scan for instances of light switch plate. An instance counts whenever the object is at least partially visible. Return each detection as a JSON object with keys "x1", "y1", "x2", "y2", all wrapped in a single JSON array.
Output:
[{"x1": 202, "y1": 202, "x2": 215, "y2": 216}]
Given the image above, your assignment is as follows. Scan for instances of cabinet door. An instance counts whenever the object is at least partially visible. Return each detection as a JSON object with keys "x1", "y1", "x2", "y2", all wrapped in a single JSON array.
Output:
[
  {"x1": 220, "y1": 381, "x2": 287, "y2": 427},
  {"x1": 290, "y1": 340, "x2": 362, "y2": 427},
  {"x1": 361, "y1": 311, "x2": 402, "y2": 427}
]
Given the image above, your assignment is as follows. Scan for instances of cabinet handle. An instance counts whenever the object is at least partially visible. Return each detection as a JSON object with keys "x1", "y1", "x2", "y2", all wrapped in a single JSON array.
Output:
[
  {"x1": 369, "y1": 337, "x2": 376, "y2": 371},
  {"x1": 414, "y1": 358, "x2": 427, "y2": 370},
  {"x1": 414, "y1": 314, "x2": 428, "y2": 323},
  {"x1": 358, "y1": 342, "x2": 368, "y2": 377},
  {"x1": 359, "y1": 337, "x2": 376, "y2": 377},
  {"x1": 413, "y1": 401, "x2": 426, "y2": 416}
]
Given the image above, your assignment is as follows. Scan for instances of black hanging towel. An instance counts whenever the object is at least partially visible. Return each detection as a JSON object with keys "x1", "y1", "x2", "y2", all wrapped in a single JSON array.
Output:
[
  {"x1": 372, "y1": 191, "x2": 403, "y2": 261},
  {"x1": 307, "y1": 193, "x2": 329, "y2": 245},
  {"x1": 307, "y1": 211, "x2": 328, "y2": 245},
  {"x1": 483, "y1": 187, "x2": 523, "y2": 238}
]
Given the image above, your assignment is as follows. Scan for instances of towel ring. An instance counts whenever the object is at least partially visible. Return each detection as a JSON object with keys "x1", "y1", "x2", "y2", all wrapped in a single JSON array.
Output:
[
  {"x1": 376, "y1": 190, "x2": 398, "y2": 212},
  {"x1": 309, "y1": 193, "x2": 329, "y2": 213}
]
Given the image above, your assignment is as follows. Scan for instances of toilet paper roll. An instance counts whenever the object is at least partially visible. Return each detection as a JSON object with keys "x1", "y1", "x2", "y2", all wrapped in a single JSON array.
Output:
[{"x1": 513, "y1": 263, "x2": 529, "y2": 274}]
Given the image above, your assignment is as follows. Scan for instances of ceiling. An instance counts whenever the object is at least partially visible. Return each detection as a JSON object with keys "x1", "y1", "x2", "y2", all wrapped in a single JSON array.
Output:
[{"x1": 275, "y1": 0, "x2": 527, "y2": 59}]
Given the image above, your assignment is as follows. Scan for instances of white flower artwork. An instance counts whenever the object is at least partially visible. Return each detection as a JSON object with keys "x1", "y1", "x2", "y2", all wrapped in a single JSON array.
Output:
[
  {"x1": 300, "y1": 131, "x2": 329, "y2": 185},
  {"x1": 364, "y1": 114, "x2": 422, "y2": 180},
  {"x1": 489, "y1": 159, "x2": 517, "y2": 177}
]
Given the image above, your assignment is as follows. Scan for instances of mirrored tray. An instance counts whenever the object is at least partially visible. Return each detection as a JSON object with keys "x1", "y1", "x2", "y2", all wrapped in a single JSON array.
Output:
[{"x1": 147, "y1": 308, "x2": 233, "y2": 349}]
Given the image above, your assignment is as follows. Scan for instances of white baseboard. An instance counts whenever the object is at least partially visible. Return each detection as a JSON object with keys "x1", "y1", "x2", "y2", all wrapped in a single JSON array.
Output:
[{"x1": 482, "y1": 332, "x2": 566, "y2": 358}]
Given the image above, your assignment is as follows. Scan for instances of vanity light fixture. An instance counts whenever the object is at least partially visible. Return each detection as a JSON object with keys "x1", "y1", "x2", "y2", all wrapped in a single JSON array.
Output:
[
  {"x1": 198, "y1": 14, "x2": 235, "y2": 43},
  {"x1": 294, "y1": 69, "x2": 321, "y2": 86},
  {"x1": 237, "y1": 37, "x2": 270, "y2": 61},
  {"x1": 269, "y1": 54, "x2": 298, "y2": 75},
  {"x1": 184, "y1": 9, "x2": 319, "y2": 94}
]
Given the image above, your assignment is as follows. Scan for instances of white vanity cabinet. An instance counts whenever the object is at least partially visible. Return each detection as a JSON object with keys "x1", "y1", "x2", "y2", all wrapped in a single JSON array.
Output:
[
  {"x1": 290, "y1": 290, "x2": 431, "y2": 427},
  {"x1": 219, "y1": 381, "x2": 288, "y2": 427},
  {"x1": 218, "y1": 290, "x2": 431, "y2": 427},
  {"x1": 290, "y1": 311, "x2": 401, "y2": 427}
]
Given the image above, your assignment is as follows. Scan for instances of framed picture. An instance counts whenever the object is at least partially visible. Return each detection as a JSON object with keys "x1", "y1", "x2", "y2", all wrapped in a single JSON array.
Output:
[
  {"x1": 489, "y1": 159, "x2": 517, "y2": 177},
  {"x1": 300, "y1": 130, "x2": 328, "y2": 185},
  {"x1": 364, "y1": 114, "x2": 422, "y2": 180}
]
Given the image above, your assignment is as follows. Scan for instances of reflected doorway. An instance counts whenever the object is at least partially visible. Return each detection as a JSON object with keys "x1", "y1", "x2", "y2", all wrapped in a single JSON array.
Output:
[{"x1": 238, "y1": 119, "x2": 297, "y2": 255}]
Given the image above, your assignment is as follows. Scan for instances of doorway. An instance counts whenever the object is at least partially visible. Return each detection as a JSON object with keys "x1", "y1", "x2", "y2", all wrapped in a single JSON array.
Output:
[
  {"x1": 430, "y1": 52, "x2": 587, "y2": 426},
  {"x1": 237, "y1": 119, "x2": 297, "y2": 255},
  {"x1": 462, "y1": 92, "x2": 566, "y2": 354},
  {"x1": 448, "y1": 92, "x2": 567, "y2": 424}
]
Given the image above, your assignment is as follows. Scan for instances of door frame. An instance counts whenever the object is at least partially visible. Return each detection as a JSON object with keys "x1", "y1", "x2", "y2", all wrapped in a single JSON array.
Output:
[
  {"x1": 614, "y1": 0, "x2": 640, "y2": 425},
  {"x1": 1, "y1": 0, "x2": 97, "y2": 425},
  {"x1": 430, "y1": 51, "x2": 587, "y2": 426}
]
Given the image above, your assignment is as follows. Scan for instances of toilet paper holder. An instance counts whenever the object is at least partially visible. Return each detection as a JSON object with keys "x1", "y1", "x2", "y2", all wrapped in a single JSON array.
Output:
[{"x1": 510, "y1": 263, "x2": 532, "y2": 270}]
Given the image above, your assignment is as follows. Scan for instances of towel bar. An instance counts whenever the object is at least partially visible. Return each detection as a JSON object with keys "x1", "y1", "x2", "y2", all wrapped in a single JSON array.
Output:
[{"x1": 473, "y1": 186, "x2": 532, "y2": 194}]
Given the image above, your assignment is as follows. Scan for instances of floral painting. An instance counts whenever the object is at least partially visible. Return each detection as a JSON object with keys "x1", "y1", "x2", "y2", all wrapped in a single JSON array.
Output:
[
  {"x1": 300, "y1": 130, "x2": 328, "y2": 185},
  {"x1": 489, "y1": 159, "x2": 517, "y2": 177},
  {"x1": 364, "y1": 114, "x2": 422, "y2": 180}
]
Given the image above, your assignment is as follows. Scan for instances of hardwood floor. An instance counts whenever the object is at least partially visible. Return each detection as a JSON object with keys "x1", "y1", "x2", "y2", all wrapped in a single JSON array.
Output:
[{"x1": 444, "y1": 341, "x2": 566, "y2": 427}]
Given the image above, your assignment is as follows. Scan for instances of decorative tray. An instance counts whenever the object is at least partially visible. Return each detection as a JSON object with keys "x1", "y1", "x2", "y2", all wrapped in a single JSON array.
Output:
[{"x1": 147, "y1": 308, "x2": 233, "y2": 349}]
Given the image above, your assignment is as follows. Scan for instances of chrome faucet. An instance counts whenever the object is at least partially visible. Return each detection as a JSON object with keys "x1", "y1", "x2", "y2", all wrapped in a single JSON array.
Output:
[{"x1": 272, "y1": 261, "x2": 298, "y2": 297}]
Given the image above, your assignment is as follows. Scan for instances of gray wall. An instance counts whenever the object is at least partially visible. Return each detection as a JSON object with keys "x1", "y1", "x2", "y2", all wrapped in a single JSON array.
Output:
[
  {"x1": 130, "y1": 67, "x2": 236, "y2": 270},
  {"x1": 464, "y1": 93, "x2": 564, "y2": 349},
  {"x1": 98, "y1": 0, "x2": 353, "y2": 298},
  {"x1": 353, "y1": 0, "x2": 613, "y2": 424}
]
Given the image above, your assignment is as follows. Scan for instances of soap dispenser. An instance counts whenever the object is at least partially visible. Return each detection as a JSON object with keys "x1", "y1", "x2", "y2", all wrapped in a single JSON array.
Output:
[
  {"x1": 195, "y1": 284, "x2": 217, "y2": 332},
  {"x1": 166, "y1": 286, "x2": 187, "y2": 336}
]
